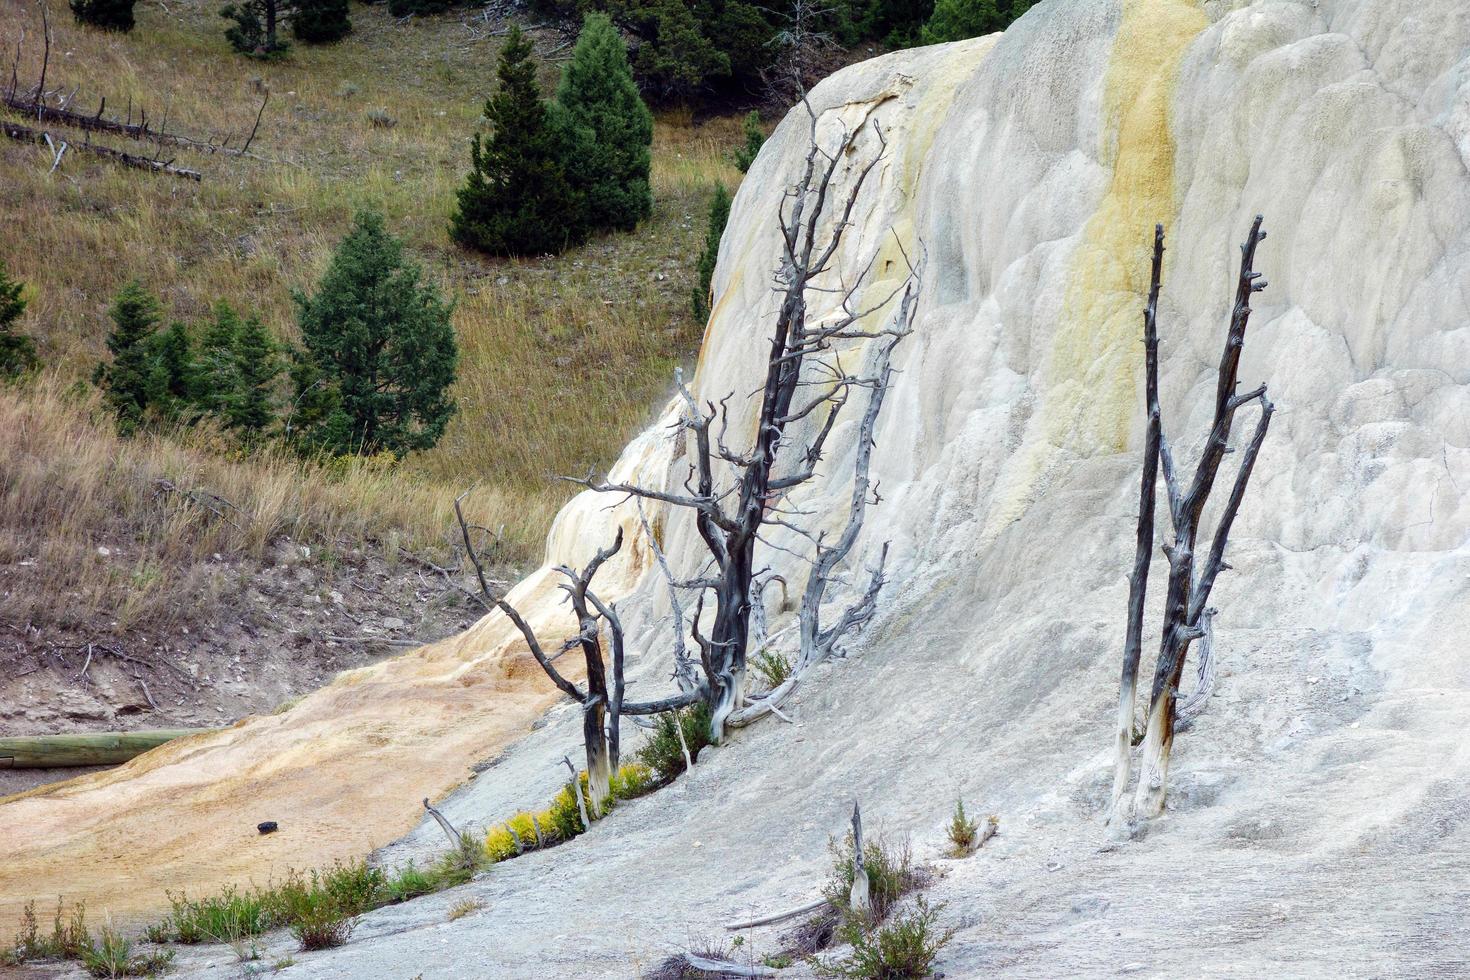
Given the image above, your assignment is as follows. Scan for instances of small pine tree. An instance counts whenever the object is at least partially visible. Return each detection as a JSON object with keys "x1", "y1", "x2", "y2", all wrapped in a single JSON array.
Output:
[
  {"x1": 198, "y1": 302, "x2": 282, "y2": 433},
  {"x1": 147, "y1": 321, "x2": 202, "y2": 420},
  {"x1": 70, "y1": 0, "x2": 136, "y2": 32},
  {"x1": 0, "y1": 263, "x2": 39, "y2": 380},
  {"x1": 691, "y1": 182, "x2": 730, "y2": 322},
  {"x1": 294, "y1": 210, "x2": 458, "y2": 456},
  {"x1": 222, "y1": 0, "x2": 291, "y2": 57},
  {"x1": 228, "y1": 314, "x2": 284, "y2": 433},
  {"x1": 96, "y1": 281, "x2": 163, "y2": 435},
  {"x1": 733, "y1": 110, "x2": 765, "y2": 173},
  {"x1": 557, "y1": 13, "x2": 654, "y2": 232},
  {"x1": 293, "y1": 0, "x2": 350, "y2": 43},
  {"x1": 451, "y1": 27, "x2": 588, "y2": 257},
  {"x1": 920, "y1": 0, "x2": 1032, "y2": 44}
]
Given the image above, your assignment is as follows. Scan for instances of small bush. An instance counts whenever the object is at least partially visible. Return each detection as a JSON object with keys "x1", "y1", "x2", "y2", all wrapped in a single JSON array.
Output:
[
  {"x1": 691, "y1": 182, "x2": 731, "y2": 323},
  {"x1": 446, "y1": 899, "x2": 482, "y2": 921},
  {"x1": 636, "y1": 703, "x2": 713, "y2": 783},
  {"x1": 1, "y1": 899, "x2": 92, "y2": 964},
  {"x1": 820, "y1": 897, "x2": 955, "y2": 979},
  {"x1": 288, "y1": 901, "x2": 353, "y2": 951},
  {"x1": 80, "y1": 927, "x2": 174, "y2": 978},
  {"x1": 751, "y1": 649, "x2": 792, "y2": 690},
  {"x1": 824, "y1": 833, "x2": 917, "y2": 924},
  {"x1": 485, "y1": 762, "x2": 656, "y2": 862},
  {"x1": 163, "y1": 885, "x2": 271, "y2": 944},
  {"x1": 945, "y1": 799, "x2": 978, "y2": 855},
  {"x1": 366, "y1": 107, "x2": 398, "y2": 129},
  {"x1": 733, "y1": 110, "x2": 765, "y2": 173}
]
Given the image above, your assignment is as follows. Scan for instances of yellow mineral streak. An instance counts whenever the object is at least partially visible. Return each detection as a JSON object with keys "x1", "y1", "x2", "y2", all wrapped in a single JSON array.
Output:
[{"x1": 981, "y1": 0, "x2": 1205, "y2": 542}]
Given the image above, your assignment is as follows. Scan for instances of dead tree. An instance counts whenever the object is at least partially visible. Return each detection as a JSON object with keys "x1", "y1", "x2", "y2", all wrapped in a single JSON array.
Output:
[
  {"x1": 571, "y1": 116, "x2": 918, "y2": 742},
  {"x1": 1108, "y1": 217, "x2": 1275, "y2": 830},
  {"x1": 456, "y1": 501, "x2": 699, "y2": 813}
]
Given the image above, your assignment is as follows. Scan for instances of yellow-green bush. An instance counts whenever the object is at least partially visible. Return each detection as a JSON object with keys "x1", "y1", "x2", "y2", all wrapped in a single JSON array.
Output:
[{"x1": 484, "y1": 762, "x2": 656, "y2": 862}]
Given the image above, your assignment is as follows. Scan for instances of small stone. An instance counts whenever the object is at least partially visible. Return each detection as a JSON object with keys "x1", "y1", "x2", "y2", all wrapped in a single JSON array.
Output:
[
  {"x1": 97, "y1": 546, "x2": 111, "y2": 557},
  {"x1": 382, "y1": 617, "x2": 406, "y2": 630},
  {"x1": 258, "y1": 821, "x2": 279, "y2": 834}
]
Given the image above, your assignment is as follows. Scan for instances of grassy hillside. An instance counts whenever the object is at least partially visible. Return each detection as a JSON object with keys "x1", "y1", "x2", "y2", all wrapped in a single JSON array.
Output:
[{"x1": 0, "y1": 0, "x2": 742, "y2": 663}]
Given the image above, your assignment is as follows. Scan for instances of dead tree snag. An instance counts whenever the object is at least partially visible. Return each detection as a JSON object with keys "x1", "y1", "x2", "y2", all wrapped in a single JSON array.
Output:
[
  {"x1": 1108, "y1": 217, "x2": 1275, "y2": 830},
  {"x1": 571, "y1": 116, "x2": 918, "y2": 742}
]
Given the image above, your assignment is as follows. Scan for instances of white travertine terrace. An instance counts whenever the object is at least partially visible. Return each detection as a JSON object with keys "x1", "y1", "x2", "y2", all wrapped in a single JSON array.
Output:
[{"x1": 5, "y1": 0, "x2": 1469, "y2": 972}]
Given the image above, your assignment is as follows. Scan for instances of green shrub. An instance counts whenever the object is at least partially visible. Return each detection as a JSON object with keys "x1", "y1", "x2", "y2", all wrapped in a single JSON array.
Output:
[
  {"x1": 691, "y1": 182, "x2": 730, "y2": 322},
  {"x1": 945, "y1": 799, "x2": 978, "y2": 855},
  {"x1": 824, "y1": 832, "x2": 916, "y2": 923},
  {"x1": 733, "y1": 110, "x2": 765, "y2": 173},
  {"x1": 287, "y1": 900, "x2": 353, "y2": 952},
  {"x1": 162, "y1": 885, "x2": 271, "y2": 944},
  {"x1": 820, "y1": 897, "x2": 955, "y2": 979},
  {"x1": 70, "y1": 0, "x2": 135, "y2": 31},
  {"x1": 751, "y1": 649, "x2": 792, "y2": 690},
  {"x1": 0, "y1": 262, "x2": 39, "y2": 379},
  {"x1": 1, "y1": 899, "x2": 91, "y2": 964},
  {"x1": 80, "y1": 928, "x2": 174, "y2": 978},
  {"x1": 636, "y1": 702, "x2": 713, "y2": 783}
]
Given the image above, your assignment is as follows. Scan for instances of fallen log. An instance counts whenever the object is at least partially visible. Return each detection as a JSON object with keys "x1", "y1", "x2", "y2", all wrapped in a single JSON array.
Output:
[
  {"x1": 0, "y1": 729, "x2": 210, "y2": 768},
  {"x1": 1, "y1": 119, "x2": 202, "y2": 180}
]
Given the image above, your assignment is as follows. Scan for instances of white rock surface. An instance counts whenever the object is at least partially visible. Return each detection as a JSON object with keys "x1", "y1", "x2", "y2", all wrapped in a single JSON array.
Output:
[{"x1": 196, "y1": 0, "x2": 1470, "y2": 974}]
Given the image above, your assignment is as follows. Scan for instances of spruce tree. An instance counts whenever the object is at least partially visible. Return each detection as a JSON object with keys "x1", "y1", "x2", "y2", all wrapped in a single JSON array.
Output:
[
  {"x1": 70, "y1": 0, "x2": 136, "y2": 32},
  {"x1": 198, "y1": 301, "x2": 282, "y2": 433},
  {"x1": 556, "y1": 13, "x2": 653, "y2": 231},
  {"x1": 451, "y1": 27, "x2": 588, "y2": 256},
  {"x1": 228, "y1": 314, "x2": 284, "y2": 433},
  {"x1": 147, "y1": 321, "x2": 202, "y2": 420},
  {"x1": 0, "y1": 263, "x2": 39, "y2": 380},
  {"x1": 294, "y1": 210, "x2": 458, "y2": 456},
  {"x1": 96, "y1": 281, "x2": 163, "y2": 435},
  {"x1": 222, "y1": 0, "x2": 290, "y2": 57},
  {"x1": 691, "y1": 182, "x2": 730, "y2": 322},
  {"x1": 293, "y1": 0, "x2": 350, "y2": 43}
]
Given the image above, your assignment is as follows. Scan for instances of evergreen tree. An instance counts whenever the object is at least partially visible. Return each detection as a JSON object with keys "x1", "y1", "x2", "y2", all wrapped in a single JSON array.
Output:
[
  {"x1": 451, "y1": 27, "x2": 588, "y2": 256},
  {"x1": 557, "y1": 13, "x2": 653, "y2": 231},
  {"x1": 147, "y1": 321, "x2": 202, "y2": 420},
  {"x1": 0, "y1": 263, "x2": 39, "y2": 380},
  {"x1": 197, "y1": 301, "x2": 282, "y2": 433},
  {"x1": 691, "y1": 182, "x2": 730, "y2": 322},
  {"x1": 228, "y1": 314, "x2": 284, "y2": 433},
  {"x1": 293, "y1": 0, "x2": 350, "y2": 43},
  {"x1": 197, "y1": 300, "x2": 244, "y2": 414},
  {"x1": 70, "y1": 0, "x2": 136, "y2": 32},
  {"x1": 96, "y1": 281, "x2": 163, "y2": 435},
  {"x1": 222, "y1": 0, "x2": 291, "y2": 57},
  {"x1": 733, "y1": 110, "x2": 765, "y2": 173},
  {"x1": 294, "y1": 210, "x2": 458, "y2": 456},
  {"x1": 920, "y1": 0, "x2": 1032, "y2": 44}
]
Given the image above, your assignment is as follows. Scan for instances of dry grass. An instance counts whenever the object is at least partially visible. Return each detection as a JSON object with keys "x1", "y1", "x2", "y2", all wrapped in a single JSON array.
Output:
[
  {"x1": 0, "y1": 379, "x2": 531, "y2": 631},
  {"x1": 0, "y1": 0, "x2": 745, "y2": 635}
]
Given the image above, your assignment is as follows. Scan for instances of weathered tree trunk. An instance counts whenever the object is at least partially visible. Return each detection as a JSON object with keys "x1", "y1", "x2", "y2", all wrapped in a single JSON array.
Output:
[
  {"x1": 1107, "y1": 225, "x2": 1165, "y2": 832},
  {"x1": 1127, "y1": 216, "x2": 1275, "y2": 823},
  {"x1": 0, "y1": 729, "x2": 207, "y2": 768}
]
